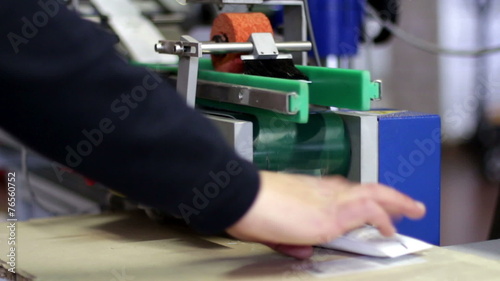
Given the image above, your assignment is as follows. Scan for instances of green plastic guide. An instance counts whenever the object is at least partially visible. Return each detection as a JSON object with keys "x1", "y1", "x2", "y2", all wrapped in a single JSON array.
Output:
[
  {"x1": 296, "y1": 64, "x2": 380, "y2": 111},
  {"x1": 196, "y1": 60, "x2": 309, "y2": 124},
  {"x1": 137, "y1": 58, "x2": 380, "y2": 124}
]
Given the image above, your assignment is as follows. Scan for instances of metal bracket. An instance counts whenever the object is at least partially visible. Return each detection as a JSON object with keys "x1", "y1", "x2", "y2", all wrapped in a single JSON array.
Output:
[
  {"x1": 240, "y1": 33, "x2": 293, "y2": 61},
  {"x1": 155, "y1": 34, "x2": 310, "y2": 108},
  {"x1": 372, "y1": 79, "x2": 383, "y2": 101},
  {"x1": 175, "y1": 35, "x2": 202, "y2": 107},
  {"x1": 247, "y1": 33, "x2": 278, "y2": 59},
  {"x1": 196, "y1": 79, "x2": 297, "y2": 115}
]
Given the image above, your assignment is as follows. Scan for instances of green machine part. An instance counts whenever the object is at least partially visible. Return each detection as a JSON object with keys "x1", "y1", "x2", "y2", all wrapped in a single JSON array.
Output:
[
  {"x1": 137, "y1": 59, "x2": 380, "y2": 124},
  {"x1": 195, "y1": 59, "x2": 380, "y2": 122},
  {"x1": 223, "y1": 110, "x2": 351, "y2": 176},
  {"x1": 296, "y1": 65, "x2": 380, "y2": 110},
  {"x1": 136, "y1": 60, "x2": 359, "y2": 175}
]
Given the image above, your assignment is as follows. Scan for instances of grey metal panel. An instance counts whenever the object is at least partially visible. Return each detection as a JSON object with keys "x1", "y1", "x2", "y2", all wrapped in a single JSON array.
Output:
[{"x1": 337, "y1": 112, "x2": 379, "y2": 183}]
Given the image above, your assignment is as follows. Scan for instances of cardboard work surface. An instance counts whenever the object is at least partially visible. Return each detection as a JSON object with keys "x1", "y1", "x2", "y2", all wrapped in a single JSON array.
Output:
[{"x1": 1, "y1": 211, "x2": 500, "y2": 281}]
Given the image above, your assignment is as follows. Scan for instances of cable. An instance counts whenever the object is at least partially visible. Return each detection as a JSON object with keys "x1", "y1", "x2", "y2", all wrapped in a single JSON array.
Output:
[
  {"x1": 303, "y1": 0, "x2": 322, "y2": 67},
  {"x1": 364, "y1": 3, "x2": 500, "y2": 57}
]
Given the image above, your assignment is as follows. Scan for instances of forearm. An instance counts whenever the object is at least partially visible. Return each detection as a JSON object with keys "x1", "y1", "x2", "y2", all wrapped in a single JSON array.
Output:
[{"x1": 0, "y1": 1, "x2": 259, "y2": 234}]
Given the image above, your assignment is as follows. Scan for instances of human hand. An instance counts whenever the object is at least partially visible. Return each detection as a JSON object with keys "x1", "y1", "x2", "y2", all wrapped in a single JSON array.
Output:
[{"x1": 226, "y1": 171, "x2": 426, "y2": 259}]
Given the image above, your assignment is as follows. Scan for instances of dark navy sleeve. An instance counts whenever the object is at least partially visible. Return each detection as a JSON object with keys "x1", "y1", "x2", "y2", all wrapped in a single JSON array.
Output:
[{"x1": 0, "y1": 0, "x2": 259, "y2": 234}]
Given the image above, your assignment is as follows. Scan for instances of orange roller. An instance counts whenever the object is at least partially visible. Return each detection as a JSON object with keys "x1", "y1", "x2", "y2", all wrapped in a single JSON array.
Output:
[{"x1": 210, "y1": 13, "x2": 273, "y2": 73}]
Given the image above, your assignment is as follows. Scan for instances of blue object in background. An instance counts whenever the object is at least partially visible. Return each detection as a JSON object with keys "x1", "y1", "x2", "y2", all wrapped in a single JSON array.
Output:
[
  {"x1": 308, "y1": 0, "x2": 365, "y2": 57},
  {"x1": 378, "y1": 112, "x2": 441, "y2": 245}
]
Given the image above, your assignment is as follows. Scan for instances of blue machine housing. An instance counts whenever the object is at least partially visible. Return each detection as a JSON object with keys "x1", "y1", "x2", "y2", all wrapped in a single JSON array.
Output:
[
  {"x1": 308, "y1": 0, "x2": 365, "y2": 57},
  {"x1": 378, "y1": 112, "x2": 441, "y2": 245}
]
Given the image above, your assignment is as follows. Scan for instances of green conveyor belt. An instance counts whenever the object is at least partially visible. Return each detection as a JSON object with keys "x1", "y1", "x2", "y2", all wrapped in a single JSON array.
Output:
[{"x1": 221, "y1": 110, "x2": 351, "y2": 176}]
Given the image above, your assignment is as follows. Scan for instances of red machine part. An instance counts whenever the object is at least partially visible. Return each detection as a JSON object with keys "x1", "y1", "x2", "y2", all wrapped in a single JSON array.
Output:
[{"x1": 210, "y1": 12, "x2": 273, "y2": 73}]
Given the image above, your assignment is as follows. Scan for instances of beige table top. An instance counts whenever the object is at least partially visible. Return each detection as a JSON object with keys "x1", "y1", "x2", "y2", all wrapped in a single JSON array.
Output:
[{"x1": 1, "y1": 211, "x2": 500, "y2": 281}]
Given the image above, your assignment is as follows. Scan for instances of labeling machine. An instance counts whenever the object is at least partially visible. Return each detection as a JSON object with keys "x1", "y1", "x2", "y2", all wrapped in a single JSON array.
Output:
[{"x1": 114, "y1": 0, "x2": 440, "y2": 245}]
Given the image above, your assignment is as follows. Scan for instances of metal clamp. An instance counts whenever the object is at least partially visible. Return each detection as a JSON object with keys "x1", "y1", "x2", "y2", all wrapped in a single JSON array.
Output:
[
  {"x1": 372, "y1": 79, "x2": 383, "y2": 101},
  {"x1": 155, "y1": 40, "x2": 202, "y2": 57}
]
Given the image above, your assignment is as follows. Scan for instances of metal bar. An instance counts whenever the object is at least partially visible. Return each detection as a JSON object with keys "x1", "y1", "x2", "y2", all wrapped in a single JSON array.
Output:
[
  {"x1": 200, "y1": 41, "x2": 311, "y2": 54},
  {"x1": 156, "y1": 40, "x2": 311, "y2": 55},
  {"x1": 196, "y1": 80, "x2": 296, "y2": 115}
]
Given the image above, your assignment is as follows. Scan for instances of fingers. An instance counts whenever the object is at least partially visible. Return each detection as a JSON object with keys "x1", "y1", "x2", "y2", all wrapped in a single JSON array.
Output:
[
  {"x1": 326, "y1": 178, "x2": 426, "y2": 219},
  {"x1": 334, "y1": 196, "x2": 396, "y2": 237},
  {"x1": 350, "y1": 182, "x2": 426, "y2": 220},
  {"x1": 322, "y1": 177, "x2": 426, "y2": 238}
]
